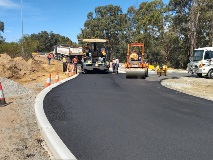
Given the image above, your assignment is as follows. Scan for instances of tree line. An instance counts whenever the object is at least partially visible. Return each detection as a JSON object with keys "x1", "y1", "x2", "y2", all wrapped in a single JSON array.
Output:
[
  {"x1": 78, "y1": 0, "x2": 213, "y2": 68},
  {"x1": 0, "y1": 29, "x2": 76, "y2": 59},
  {"x1": 0, "y1": 21, "x2": 4, "y2": 42},
  {"x1": 1, "y1": 0, "x2": 212, "y2": 68}
]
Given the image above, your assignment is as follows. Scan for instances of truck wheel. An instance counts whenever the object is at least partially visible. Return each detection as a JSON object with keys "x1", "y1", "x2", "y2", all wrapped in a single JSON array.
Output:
[
  {"x1": 196, "y1": 73, "x2": 202, "y2": 77},
  {"x1": 145, "y1": 68, "x2": 148, "y2": 77},
  {"x1": 208, "y1": 70, "x2": 213, "y2": 79},
  {"x1": 165, "y1": 70, "x2": 168, "y2": 76},
  {"x1": 83, "y1": 70, "x2": 87, "y2": 74}
]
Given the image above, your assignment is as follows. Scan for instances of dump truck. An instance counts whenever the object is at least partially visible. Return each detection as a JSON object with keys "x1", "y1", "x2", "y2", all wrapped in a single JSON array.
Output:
[
  {"x1": 187, "y1": 47, "x2": 213, "y2": 79},
  {"x1": 125, "y1": 42, "x2": 148, "y2": 79},
  {"x1": 53, "y1": 44, "x2": 83, "y2": 60},
  {"x1": 79, "y1": 39, "x2": 110, "y2": 73}
]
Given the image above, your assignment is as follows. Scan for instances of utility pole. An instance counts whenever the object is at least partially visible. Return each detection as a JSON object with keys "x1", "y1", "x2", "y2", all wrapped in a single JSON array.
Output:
[{"x1": 21, "y1": 0, "x2": 24, "y2": 56}]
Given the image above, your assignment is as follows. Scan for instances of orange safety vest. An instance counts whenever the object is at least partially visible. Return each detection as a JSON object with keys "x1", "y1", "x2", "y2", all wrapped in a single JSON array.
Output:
[
  {"x1": 47, "y1": 54, "x2": 51, "y2": 59},
  {"x1": 73, "y1": 57, "x2": 78, "y2": 63}
]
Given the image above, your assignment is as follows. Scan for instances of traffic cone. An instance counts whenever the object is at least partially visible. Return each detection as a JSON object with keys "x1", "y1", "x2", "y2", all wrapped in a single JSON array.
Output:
[
  {"x1": 0, "y1": 82, "x2": 7, "y2": 107},
  {"x1": 71, "y1": 69, "x2": 75, "y2": 76},
  {"x1": 45, "y1": 74, "x2": 51, "y2": 87},
  {"x1": 55, "y1": 71, "x2": 59, "y2": 83},
  {"x1": 66, "y1": 64, "x2": 70, "y2": 78},
  {"x1": 66, "y1": 70, "x2": 70, "y2": 78},
  {"x1": 71, "y1": 64, "x2": 75, "y2": 76}
]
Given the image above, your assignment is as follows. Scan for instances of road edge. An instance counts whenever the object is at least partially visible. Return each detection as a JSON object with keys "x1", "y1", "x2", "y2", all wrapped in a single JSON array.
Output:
[
  {"x1": 161, "y1": 79, "x2": 213, "y2": 102},
  {"x1": 34, "y1": 74, "x2": 79, "y2": 160}
]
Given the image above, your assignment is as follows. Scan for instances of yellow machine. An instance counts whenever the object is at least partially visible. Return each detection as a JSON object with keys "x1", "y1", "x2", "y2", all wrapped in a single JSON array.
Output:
[
  {"x1": 125, "y1": 42, "x2": 148, "y2": 79},
  {"x1": 79, "y1": 39, "x2": 110, "y2": 73},
  {"x1": 156, "y1": 64, "x2": 168, "y2": 76},
  {"x1": 148, "y1": 65, "x2": 155, "y2": 71}
]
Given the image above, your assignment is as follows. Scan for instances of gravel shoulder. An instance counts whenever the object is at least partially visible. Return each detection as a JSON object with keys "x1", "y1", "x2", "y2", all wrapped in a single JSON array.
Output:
[
  {"x1": 0, "y1": 55, "x2": 65, "y2": 160},
  {"x1": 0, "y1": 57, "x2": 212, "y2": 159},
  {"x1": 0, "y1": 81, "x2": 53, "y2": 160},
  {"x1": 161, "y1": 77, "x2": 213, "y2": 101}
]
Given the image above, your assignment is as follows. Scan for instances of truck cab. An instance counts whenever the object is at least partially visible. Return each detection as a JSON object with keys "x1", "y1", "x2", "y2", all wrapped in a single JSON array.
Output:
[{"x1": 188, "y1": 47, "x2": 213, "y2": 78}]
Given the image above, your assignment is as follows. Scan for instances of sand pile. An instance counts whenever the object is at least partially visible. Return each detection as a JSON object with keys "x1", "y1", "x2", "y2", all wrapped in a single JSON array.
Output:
[{"x1": 0, "y1": 54, "x2": 40, "y2": 78}]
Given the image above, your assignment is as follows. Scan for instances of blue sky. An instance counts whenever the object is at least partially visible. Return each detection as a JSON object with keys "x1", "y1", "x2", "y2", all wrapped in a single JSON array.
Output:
[{"x1": 0, "y1": 0, "x2": 169, "y2": 43}]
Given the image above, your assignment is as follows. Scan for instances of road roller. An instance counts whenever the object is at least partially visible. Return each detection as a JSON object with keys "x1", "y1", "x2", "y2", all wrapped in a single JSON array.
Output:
[{"x1": 125, "y1": 42, "x2": 148, "y2": 79}]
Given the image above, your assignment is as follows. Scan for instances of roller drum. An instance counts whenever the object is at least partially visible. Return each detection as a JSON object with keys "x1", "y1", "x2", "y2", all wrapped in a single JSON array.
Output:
[{"x1": 126, "y1": 68, "x2": 146, "y2": 79}]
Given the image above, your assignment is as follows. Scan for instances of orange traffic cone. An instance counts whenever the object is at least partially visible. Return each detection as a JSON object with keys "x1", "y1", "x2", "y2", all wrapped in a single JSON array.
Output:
[
  {"x1": 66, "y1": 70, "x2": 70, "y2": 78},
  {"x1": 71, "y1": 64, "x2": 75, "y2": 76},
  {"x1": 45, "y1": 74, "x2": 51, "y2": 87},
  {"x1": 55, "y1": 71, "x2": 59, "y2": 83},
  {"x1": 66, "y1": 64, "x2": 70, "y2": 78},
  {"x1": 0, "y1": 82, "x2": 7, "y2": 107}
]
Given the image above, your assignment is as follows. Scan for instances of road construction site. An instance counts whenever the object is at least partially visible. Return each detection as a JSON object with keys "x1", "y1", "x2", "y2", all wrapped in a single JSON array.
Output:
[{"x1": 0, "y1": 53, "x2": 213, "y2": 159}]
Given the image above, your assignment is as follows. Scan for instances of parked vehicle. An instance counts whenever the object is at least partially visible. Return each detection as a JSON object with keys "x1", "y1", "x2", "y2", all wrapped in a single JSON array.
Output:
[
  {"x1": 188, "y1": 47, "x2": 213, "y2": 79},
  {"x1": 53, "y1": 44, "x2": 83, "y2": 61}
]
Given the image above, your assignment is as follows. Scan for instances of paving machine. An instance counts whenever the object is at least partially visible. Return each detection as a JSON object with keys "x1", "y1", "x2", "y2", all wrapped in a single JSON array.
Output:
[
  {"x1": 79, "y1": 39, "x2": 110, "y2": 73},
  {"x1": 125, "y1": 42, "x2": 148, "y2": 79}
]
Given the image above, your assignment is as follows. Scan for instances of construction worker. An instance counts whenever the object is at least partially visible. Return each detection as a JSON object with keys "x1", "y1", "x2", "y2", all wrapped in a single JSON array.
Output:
[
  {"x1": 112, "y1": 58, "x2": 116, "y2": 73},
  {"x1": 47, "y1": 53, "x2": 52, "y2": 65},
  {"x1": 72, "y1": 56, "x2": 78, "y2": 74},
  {"x1": 85, "y1": 44, "x2": 90, "y2": 57},
  {"x1": 62, "y1": 56, "x2": 67, "y2": 72},
  {"x1": 115, "y1": 58, "x2": 119, "y2": 74},
  {"x1": 99, "y1": 48, "x2": 106, "y2": 57}
]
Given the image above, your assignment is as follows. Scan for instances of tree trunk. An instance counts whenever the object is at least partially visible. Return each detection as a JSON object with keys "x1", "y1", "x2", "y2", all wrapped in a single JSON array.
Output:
[
  {"x1": 188, "y1": 0, "x2": 200, "y2": 56},
  {"x1": 211, "y1": 15, "x2": 213, "y2": 47}
]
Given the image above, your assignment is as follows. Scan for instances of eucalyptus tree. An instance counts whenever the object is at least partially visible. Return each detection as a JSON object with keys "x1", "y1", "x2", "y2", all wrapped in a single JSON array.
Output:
[
  {"x1": 0, "y1": 42, "x2": 21, "y2": 58},
  {"x1": 19, "y1": 35, "x2": 38, "y2": 59},
  {"x1": 194, "y1": 0, "x2": 213, "y2": 47},
  {"x1": 78, "y1": 5, "x2": 128, "y2": 60},
  {"x1": 168, "y1": 0, "x2": 194, "y2": 68},
  {"x1": 126, "y1": 6, "x2": 138, "y2": 43},
  {"x1": 0, "y1": 21, "x2": 3, "y2": 32},
  {"x1": 30, "y1": 31, "x2": 73, "y2": 52},
  {"x1": 187, "y1": 0, "x2": 213, "y2": 50},
  {"x1": 168, "y1": 0, "x2": 213, "y2": 68},
  {"x1": 0, "y1": 21, "x2": 5, "y2": 43},
  {"x1": 131, "y1": 0, "x2": 165, "y2": 65}
]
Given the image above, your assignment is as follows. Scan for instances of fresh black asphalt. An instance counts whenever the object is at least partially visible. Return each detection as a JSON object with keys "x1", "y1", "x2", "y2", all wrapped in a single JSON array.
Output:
[{"x1": 44, "y1": 73, "x2": 213, "y2": 160}]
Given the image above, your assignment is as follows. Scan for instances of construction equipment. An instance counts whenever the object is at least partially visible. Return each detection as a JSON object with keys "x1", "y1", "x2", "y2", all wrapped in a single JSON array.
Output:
[
  {"x1": 148, "y1": 64, "x2": 155, "y2": 71},
  {"x1": 79, "y1": 39, "x2": 110, "y2": 73},
  {"x1": 187, "y1": 47, "x2": 213, "y2": 78},
  {"x1": 125, "y1": 42, "x2": 148, "y2": 79},
  {"x1": 53, "y1": 44, "x2": 83, "y2": 61},
  {"x1": 156, "y1": 64, "x2": 168, "y2": 76}
]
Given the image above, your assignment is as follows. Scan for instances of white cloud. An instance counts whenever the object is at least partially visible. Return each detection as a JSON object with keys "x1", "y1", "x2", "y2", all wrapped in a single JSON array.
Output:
[
  {"x1": 5, "y1": 29, "x2": 11, "y2": 33},
  {"x1": 0, "y1": 0, "x2": 19, "y2": 8}
]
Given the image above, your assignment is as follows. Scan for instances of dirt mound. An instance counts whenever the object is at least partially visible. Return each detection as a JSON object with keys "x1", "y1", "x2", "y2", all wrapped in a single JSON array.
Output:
[
  {"x1": 0, "y1": 53, "x2": 68, "y2": 85},
  {"x1": 0, "y1": 54, "x2": 40, "y2": 78}
]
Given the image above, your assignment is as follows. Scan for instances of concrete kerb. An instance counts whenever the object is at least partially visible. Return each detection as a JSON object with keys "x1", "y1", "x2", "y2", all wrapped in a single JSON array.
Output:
[
  {"x1": 34, "y1": 74, "x2": 79, "y2": 160},
  {"x1": 116, "y1": 69, "x2": 156, "y2": 74},
  {"x1": 167, "y1": 70, "x2": 188, "y2": 73},
  {"x1": 114, "y1": 69, "x2": 187, "y2": 75}
]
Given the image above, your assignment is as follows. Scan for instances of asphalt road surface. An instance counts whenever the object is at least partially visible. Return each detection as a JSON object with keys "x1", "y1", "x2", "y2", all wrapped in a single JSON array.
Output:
[{"x1": 44, "y1": 72, "x2": 213, "y2": 160}]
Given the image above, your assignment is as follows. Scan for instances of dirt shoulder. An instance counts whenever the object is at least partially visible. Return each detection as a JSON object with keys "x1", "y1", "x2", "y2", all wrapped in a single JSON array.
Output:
[
  {"x1": 0, "y1": 54, "x2": 68, "y2": 159},
  {"x1": 161, "y1": 77, "x2": 213, "y2": 101}
]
